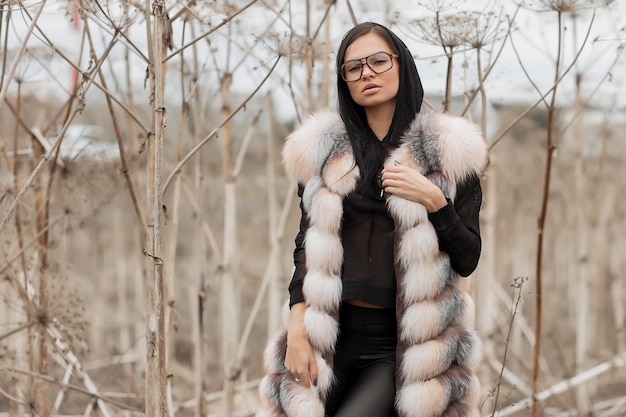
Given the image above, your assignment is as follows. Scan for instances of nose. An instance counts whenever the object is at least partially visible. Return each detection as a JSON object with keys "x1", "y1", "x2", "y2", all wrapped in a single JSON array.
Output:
[{"x1": 361, "y1": 63, "x2": 375, "y2": 79}]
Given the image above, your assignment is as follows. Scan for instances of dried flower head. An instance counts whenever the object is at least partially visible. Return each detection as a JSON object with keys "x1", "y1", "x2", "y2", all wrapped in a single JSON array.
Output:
[
  {"x1": 81, "y1": 0, "x2": 140, "y2": 31},
  {"x1": 407, "y1": 9, "x2": 509, "y2": 51},
  {"x1": 46, "y1": 270, "x2": 90, "y2": 353},
  {"x1": 261, "y1": 32, "x2": 327, "y2": 61},
  {"x1": 520, "y1": 0, "x2": 616, "y2": 13}
]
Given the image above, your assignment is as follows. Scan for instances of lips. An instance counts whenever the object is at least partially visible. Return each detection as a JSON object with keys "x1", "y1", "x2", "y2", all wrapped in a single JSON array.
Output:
[{"x1": 362, "y1": 83, "x2": 380, "y2": 94}]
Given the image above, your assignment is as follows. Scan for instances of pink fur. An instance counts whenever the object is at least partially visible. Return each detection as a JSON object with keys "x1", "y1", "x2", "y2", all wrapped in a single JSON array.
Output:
[
  {"x1": 397, "y1": 223, "x2": 439, "y2": 264},
  {"x1": 396, "y1": 380, "x2": 447, "y2": 417},
  {"x1": 281, "y1": 381, "x2": 325, "y2": 417},
  {"x1": 386, "y1": 146, "x2": 422, "y2": 172},
  {"x1": 308, "y1": 186, "x2": 343, "y2": 235},
  {"x1": 282, "y1": 110, "x2": 343, "y2": 185},
  {"x1": 400, "y1": 301, "x2": 443, "y2": 344},
  {"x1": 459, "y1": 329, "x2": 483, "y2": 371},
  {"x1": 400, "y1": 262, "x2": 446, "y2": 305},
  {"x1": 386, "y1": 195, "x2": 428, "y2": 231},
  {"x1": 322, "y1": 153, "x2": 359, "y2": 196},
  {"x1": 430, "y1": 112, "x2": 488, "y2": 183},
  {"x1": 457, "y1": 292, "x2": 476, "y2": 329},
  {"x1": 259, "y1": 109, "x2": 486, "y2": 417},
  {"x1": 401, "y1": 337, "x2": 452, "y2": 383}
]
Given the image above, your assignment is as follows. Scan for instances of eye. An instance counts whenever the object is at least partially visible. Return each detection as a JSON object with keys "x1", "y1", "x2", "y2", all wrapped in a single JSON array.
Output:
[
  {"x1": 369, "y1": 54, "x2": 390, "y2": 67},
  {"x1": 344, "y1": 62, "x2": 362, "y2": 73}
]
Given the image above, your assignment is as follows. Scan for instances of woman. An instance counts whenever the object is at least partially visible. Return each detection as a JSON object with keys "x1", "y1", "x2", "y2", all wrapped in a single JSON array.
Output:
[{"x1": 258, "y1": 22, "x2": 487, "y2": 417}]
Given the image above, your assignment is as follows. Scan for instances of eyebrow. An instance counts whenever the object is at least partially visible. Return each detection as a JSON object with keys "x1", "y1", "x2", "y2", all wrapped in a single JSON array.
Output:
[{"x1": 343, "y1": 51, "x2": 394, "y2": 62}]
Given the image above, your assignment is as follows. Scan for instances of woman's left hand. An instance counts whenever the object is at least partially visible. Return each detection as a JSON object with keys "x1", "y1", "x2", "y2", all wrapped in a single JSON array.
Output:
[{"x1": 381, "y1": 162, "x2": 448, "y2": 213}]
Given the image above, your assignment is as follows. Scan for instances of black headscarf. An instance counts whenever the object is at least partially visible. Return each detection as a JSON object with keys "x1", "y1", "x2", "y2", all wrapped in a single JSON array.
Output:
[{"x1": 336, "y1": 22, "x2": 424, "y2": 195}]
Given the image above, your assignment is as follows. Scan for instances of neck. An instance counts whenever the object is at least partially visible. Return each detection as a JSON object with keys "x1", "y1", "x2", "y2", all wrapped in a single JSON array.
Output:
[{"x1": 365, "y1": 101, "x2": 396, "y2": 140}]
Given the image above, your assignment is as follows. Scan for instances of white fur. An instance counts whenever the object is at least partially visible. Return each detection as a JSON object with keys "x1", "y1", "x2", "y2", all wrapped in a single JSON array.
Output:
[
  {"x1": 313, "y1": 351, "x2": 335, "y2": 396},
  {"x1": 301, "y1": 175, "x2": 323, "y2": 215},
  {"x1": 385, "y1": 146, "x2": 420, "y2": 170},
  {"x1": 304, "y1": 308, "x2": 339, "y2": 352},
  {"x1": 401, "y1": 261, "x2": 448, "y2": 305},
  {"x1": 258, "y1": 109, "x2": 487, "y2": 417},
  {"x1": 465, "y1": 374, "x2": 482, "y2": 412},
  {"x1": 396, "y1": 380, "x2": 447, "y2": 417},
  {"x1": 401, "y1": 337, "x2": 454, "y2": 383},
  {"x1": 280, "y1": 380, "x2": 325, "y2": 417},
  {"x1": 459, "y1": 330, "x2": 483, "y2": 371},
  {"x1": 397, "y1": 223, "x2": 439, "y2": 265},
  {"x1": 263, "y1": 329, "x2": 287, "y2": 373},
  {"x1": 282, "y1": 110, "x2": 344, "y2": 185},
  {"x1": 386, "y1": 195, "x2": 428, "y2": 231},
  {"x1": 302, "y1": 271, "x2": 342, "y2": 312},
  {"x1": 308, "y1": 187, "x2": 343, "y2": 235},
  {"x1": 457, "y1": 291, "x2": 476, "y2": 329},
  {"x1": 304, "y1": 228, "x2": 343, "y2": 274},
  {"x1": 258, "y1": 376, "x2": 278, "y2": 410},
  {"x1": 400, "y1": 301, "x2": 442, "y2": 344},
  {"x1": 322, "y1": 152, "x2": 359, "y2": 196},
  {"x1": 429, "y1": 112, "x2": 488, "y2": 182}
]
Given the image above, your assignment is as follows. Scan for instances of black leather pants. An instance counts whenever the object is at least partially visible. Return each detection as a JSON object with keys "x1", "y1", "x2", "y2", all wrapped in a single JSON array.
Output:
[{"x1": 325, "y1": 303, "x2": 398, "y2": 417}]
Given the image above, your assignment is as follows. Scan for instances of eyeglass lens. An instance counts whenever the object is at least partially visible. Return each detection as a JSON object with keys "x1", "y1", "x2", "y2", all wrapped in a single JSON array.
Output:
[{"x1": 341, "y1": 52, "x2": 394, "y2": 82}]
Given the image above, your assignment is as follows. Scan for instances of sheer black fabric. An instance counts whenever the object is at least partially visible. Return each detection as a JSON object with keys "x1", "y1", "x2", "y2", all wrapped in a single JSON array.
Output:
[{"x1": 288, "y1": 174, "x2": 483, "y2": 307}]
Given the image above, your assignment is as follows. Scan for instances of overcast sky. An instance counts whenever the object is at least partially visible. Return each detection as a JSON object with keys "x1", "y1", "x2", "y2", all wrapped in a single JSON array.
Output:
[{"x1": 5, "y1": 0, "x2": 626, "y2": 122}]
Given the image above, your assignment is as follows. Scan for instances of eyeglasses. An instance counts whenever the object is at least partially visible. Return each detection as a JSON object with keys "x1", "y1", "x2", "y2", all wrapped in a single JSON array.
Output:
[{"x1": 339, "y1": 51, "x2": 398, "y2": 82}]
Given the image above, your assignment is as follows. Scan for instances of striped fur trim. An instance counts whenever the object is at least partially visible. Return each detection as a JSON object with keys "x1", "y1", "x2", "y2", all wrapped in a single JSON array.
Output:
[{"x1": 258, "y1": 110, "x2": 486, "y2": 417}]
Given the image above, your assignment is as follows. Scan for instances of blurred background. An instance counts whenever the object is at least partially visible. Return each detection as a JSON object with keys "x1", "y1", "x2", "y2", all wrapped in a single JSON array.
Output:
[{"x1": 1, "y1": 0, "x2": 625, "y2": 416}]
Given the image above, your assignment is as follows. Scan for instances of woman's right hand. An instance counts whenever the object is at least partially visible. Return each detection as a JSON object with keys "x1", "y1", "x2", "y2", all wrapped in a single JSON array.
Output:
[{"x1": 285, "y1": 302, "x2": 318, "y2": 388}]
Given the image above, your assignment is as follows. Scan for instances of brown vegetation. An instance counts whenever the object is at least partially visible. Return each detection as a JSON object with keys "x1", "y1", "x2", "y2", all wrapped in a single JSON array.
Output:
[{"x1": 1, "y1": 1, "x2": 625, "y2": 416}]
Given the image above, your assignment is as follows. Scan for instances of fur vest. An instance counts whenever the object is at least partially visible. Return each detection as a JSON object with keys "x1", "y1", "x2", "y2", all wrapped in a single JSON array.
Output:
[{"x1": 257, "y1": 109, "x2": 488, "y2": 417}]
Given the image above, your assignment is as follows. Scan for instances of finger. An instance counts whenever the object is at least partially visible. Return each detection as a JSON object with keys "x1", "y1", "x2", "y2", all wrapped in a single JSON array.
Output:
[
  {"x1": 298, "y1": 372, "x2": 311, "y2": 388},
  {"x1": 309, "y1": 357, "x2": 319, "y2": 387},
  {"x1": 295, "y1": 363, "x2": 312, "y2": 387}
]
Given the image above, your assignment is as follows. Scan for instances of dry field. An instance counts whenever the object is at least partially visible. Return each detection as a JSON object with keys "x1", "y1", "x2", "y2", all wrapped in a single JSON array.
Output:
[{"x1": 1, "y1": 95, "x2": 626, "y2": 416}]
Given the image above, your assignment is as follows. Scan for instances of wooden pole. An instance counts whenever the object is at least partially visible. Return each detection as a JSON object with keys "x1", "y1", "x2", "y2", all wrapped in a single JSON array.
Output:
[
  {"x1": 145, "y1": 0, "x2": 168, "y2": 415},
  {"x1": 266, "y1": 94, "x2": 280, "y2": 337},
  {"x1": 220, "y1": 31, "x2": 239, "y2": 416}
]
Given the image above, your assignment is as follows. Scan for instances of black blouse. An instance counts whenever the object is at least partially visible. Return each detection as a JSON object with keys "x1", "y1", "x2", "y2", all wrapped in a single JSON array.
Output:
[{"x1": 288, "y1": 174, "x2": 483, "y2": 309}]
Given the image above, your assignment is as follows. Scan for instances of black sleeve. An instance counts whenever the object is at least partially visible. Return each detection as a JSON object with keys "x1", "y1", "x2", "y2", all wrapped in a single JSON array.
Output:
[
  {"x1": 288, "y1": 185, "x2": 308, "y2": 307},
  {"x1": 427, "y1": 174, "x2": 482, "y2": 277}
]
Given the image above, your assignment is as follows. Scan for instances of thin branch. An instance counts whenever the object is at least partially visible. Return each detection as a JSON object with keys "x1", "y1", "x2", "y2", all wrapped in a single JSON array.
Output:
[
  {"x1": 0, "y1": 30, "x2": 119, "y2": 235},
  {"x1": 491, "y1": 352, "x2": 626, "y2": 417},
  {"x1": 84, "y1": 15, "x2": 148, "y2": 238},
  {"x1": 161, "y1": 54, "x2": 282, "y2": 197},
  {"x1": 344, "y1": 0, "x2": 358, "y2": 26},
  {"x1": 163, "y1": 0, "x2": 258, "y2": 63},
  {"x1": 0, "y1": 320, "x2": 37, "y2": 343},
  {"x1": 0, "y1": 365, "x2": 142, "y2": 412},
  {"x1": 0, "y1": 0, "x2": 47, "y2": 112},
  {"x1": 230, "y1": 179, "x2": 297, "y2": 376},
  {"x1": 490, "y1": 277, "x2": 528, "y2": 416},
  {"x1": 0, "y1": 212, "x2": 66, "y2": 276},
  {"x1": 232, "y1": 106, "x2": 264, "y2": 178},
  {"x1": 461, "y1": 5, "x2": 521, "y2": 117}
]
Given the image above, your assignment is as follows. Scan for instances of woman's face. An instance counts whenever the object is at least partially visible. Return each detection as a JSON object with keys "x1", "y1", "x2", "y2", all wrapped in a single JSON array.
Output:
[{"x1": 342, "y1": 32, "x2": 399, "y2": 112}]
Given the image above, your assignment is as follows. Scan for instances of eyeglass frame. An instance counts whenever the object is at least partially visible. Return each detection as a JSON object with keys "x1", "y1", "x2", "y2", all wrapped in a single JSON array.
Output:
[{"x1": 339, "y1": 51, "x2": 399, "y2": 82}]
